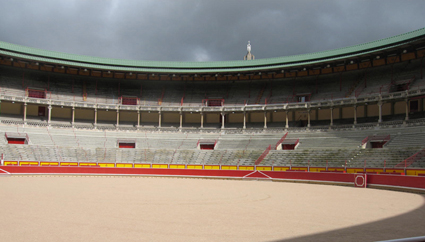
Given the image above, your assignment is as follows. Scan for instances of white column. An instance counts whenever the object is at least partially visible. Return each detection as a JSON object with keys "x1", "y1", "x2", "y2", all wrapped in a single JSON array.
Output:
[
  {"x1": 137, "y1": 110, "x2": 140, "y2": 127},
  {"x1": 116, "y1": 109, "x2": 119, "y2": 127},
  {"x1": 263, "y1": 111, "x2": 267, "y2": 129},
  {"x1": 48, "y1": 105, "x2": 52, "y2": 124},
  {"x1": 94, "y1": 108, "x2": 98, "y2": 126},
  {"x1": 307, "y1": 109, "x2": 311, "y2": 128},
  {"x1": 158, "y1": 111, "x2": 162, "y2": 128},
  {"x1": 179, "y1": 112, "x2": 183, "y2": 129},
  {"x1": 221, "y1": 112, "x2": 225, "y2": 129},
  {"x1": 378, "y1": 102, "x2": 383, "y2": 123},
  {"x1": 23, "y1": 103, "x2": 27, "y2": 123},
  {"x1": 71, "y1": 106, "x2": 75, "y2": 126},
  {"x1": 285, "y1": 110, "x2": 289, "y2": 129},
  {"x1": 243, "y1": 111, "x2": 246, "y2": 129},
  {"x1": 201, "y1": 112, "x2": 204, "y2": 128}
]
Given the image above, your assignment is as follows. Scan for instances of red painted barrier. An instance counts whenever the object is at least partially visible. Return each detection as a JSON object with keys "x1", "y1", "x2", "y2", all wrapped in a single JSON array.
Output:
[
  {"x1": 367, "y1": 174, "x2": 425, "y2": 190},
  {"x1": 1, "y1": 166, "x2": 424, "y2": 191}
]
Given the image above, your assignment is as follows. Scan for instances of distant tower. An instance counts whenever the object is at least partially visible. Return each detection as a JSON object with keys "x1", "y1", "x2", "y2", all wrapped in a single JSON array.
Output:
[{"x1": 244, "y1": 41, "x2": 255, "y2": 60}]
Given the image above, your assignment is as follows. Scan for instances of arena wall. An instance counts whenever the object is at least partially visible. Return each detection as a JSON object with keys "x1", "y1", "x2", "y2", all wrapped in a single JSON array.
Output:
[{"x1": 2, "y1": 165, "x2": 425, "y2": 192}]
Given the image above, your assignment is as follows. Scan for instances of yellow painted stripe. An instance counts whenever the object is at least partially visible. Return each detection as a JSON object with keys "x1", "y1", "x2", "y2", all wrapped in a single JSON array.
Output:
[
  {"x1": 310, "y1": 168, "x2": 326, "y2": 172},
  {"x1": 40, "y1": 162, "x2": 59, "y2": 166},
  {"x1": 20, "y1": 162, "x2": 39, "y2": 166},
  {"x1": 385, "y1": 169, "x2": 405, "y2": 173},
  {"x1": 204, "y1": 165, "x2": 220, "y2": 170},
  {"x1": 256, "y1": 166, "x2": 272, "y2": 171},
  {"x1": 80, "y1": 163, "x2": 97, "y2": 166},
  {"x1": 273, "y1": 167, "x2": 289, "y2": 171},
  {"x1": 239, "y1": 166, "x2": 254, "y2": 171},
  {"x1": 117, "y1": 164, "x2": 133, "y2": 168},
  {"x1": 135, "y1": 164, "x2": 151, "y2": 168},
  {"x1": 170, "y1": 165, "x2": 186, "y2": 169},
  {"x1": 60, "y1": 162, "x2": 78, "y2": 166},
  {"x1": 98, "y1": 163, "x2": 115, "y2": 167},
  {"x1": 4, "y1": 161, "x2": 18, "y2": 165},
  {"x1": 222, "y1": 166, "x2": 237, "y2": 170},
  {"x1": 187, "y1": 165, "x2": 203, "y2": 169},
  {"x1": 152, "y1": 164, "x2": 168, "y2": 169},
  {"x1": 347, "y1": 168, "x2": 364, "y2": 174}
]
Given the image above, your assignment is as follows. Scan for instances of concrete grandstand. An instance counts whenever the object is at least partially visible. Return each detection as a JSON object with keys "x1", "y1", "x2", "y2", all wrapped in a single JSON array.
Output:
[{"x1": 1, "y1": 28, "x2": 425, "y2": 191}]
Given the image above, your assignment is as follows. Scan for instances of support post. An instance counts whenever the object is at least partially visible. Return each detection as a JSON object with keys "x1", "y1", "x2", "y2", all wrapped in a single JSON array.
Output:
[
  {"x1": 94, "y1": 108, "x2": 98, "y2": 127},
  {"x1": 330, "y1": 107, "x2": 333, "y2": 126},
  {"x1": 116, "y1": 109, "x2": 120, "y2": 128},
  {"x1": 137, "y1": 110, "x2": 140, "y2": 128},
  {"x1": 221, "y1": 112, "x2": 225, "y2": 129},
  {"x1": 243, "y1": 111, "x2": 246, "y2": 129},
  {"x1": 47, "y1": 105, "x2": 52, "y2": 125},
  {"x1": 285, "y1": 110, "x2": 289, "y2": 129},
  {"x1": 263, "y1": 111, "x2": 267, "y2": 129},
  {"x1": 179, "y1": 111, "x2": 183, "y2": 129},
  {"x1": 71, "y1": 106, "x2": 75, "y2": 126},
  {"x1": 23, "y1": 103, "x2": 27, "y2": 124},
  {"x1": 307, "y1": 109, "x2": 311, "y2": 128},
  {"x1": 378, "y1": 102, "x2": 383, "y2": 123},
  {"x1": 158, "y1": 110, "x2": 162, "y2": 128},
  {"x1": 200, "y1": 112, "x2": 204, "y2": 129}
]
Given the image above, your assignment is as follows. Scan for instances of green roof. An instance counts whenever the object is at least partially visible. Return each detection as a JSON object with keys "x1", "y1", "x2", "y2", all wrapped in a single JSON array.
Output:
[{"x1": 1, "y1": 27, "x2": 425, "y2": 73}]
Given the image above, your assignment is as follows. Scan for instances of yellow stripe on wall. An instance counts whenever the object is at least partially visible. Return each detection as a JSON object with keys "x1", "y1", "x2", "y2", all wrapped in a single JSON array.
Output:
[{"x1": 204, "y1": 165, "x2": 220, "y2": 170}]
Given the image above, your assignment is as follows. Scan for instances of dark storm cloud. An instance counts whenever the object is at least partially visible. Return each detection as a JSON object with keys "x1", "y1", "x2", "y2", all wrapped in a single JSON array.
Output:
[{"x1": 0, "y1": 0, "x2": 424, "y2": 62}]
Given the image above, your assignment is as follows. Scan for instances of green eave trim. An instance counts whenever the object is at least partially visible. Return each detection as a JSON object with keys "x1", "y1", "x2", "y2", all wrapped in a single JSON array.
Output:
[{"x1": 1, "y1": 27, "x2": 425, "y2": 73}]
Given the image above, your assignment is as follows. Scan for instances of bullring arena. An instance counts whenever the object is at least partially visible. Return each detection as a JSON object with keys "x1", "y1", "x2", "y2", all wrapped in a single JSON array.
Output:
[{"x1": 1, "y1": 28, "x2": 425, "y2": 241}]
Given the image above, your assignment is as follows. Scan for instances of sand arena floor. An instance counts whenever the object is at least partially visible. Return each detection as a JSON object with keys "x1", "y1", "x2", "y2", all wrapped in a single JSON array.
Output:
[{"x1": 0, "y1": 175, "x2": 424, "y2": 242}]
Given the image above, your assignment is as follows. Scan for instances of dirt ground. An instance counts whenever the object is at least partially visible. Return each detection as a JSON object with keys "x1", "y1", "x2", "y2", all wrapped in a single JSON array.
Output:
[{"x1": 0, "y1": 175, "x2": 424, "y2": 242}]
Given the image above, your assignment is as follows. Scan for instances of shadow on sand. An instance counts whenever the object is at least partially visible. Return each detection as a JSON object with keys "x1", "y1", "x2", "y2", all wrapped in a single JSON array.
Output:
[{"x1": 274, "y1": 194, "x2": 425, "y2": 242}]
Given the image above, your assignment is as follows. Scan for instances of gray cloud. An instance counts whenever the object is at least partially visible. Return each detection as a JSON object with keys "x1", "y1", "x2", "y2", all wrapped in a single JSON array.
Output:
[{"x1": 0, "y1": 0, "x2": 424, "y2": 62}]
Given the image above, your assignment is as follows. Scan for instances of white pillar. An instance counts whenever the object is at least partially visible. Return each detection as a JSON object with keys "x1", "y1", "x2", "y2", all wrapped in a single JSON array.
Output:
[
  {"x1": 221, "y1": 113, "x2": 225, "y2": 129},
  {"x1": 94, "y1": 108, "x2": 98, "y2": 126},
  {"x1": 307, "y1": 109, "x2": 311, "y2": 128},
  {"x1": 116, "y1": 109, "x2": 119, "y2": 127},
  {"x1": 137, "y1": 110, "x2": 140, "y2": 127},
  {"x1": 243, "y1": 112, "x2": 246, "y2": 129},
  {"x1": 285, "y1": 111, "x2": 289, "y2": 129},
  {"x1": 378, "y1": 102, "x2": 383, "y2": 123},
  {"x1": 158, "y1": 111, "x2": 162, "y2": 128},
  {"x1": 263, "y1": 111, "x2": 267, "y2": 129},
  {"x1": 71, "y1": 106, "x2": 75, "y2": 126},
  {"x1": 179, "y1": 112, "x2": 183, "y2": 129},
  {"x1": 23, "y1": 103, "x2": 27, "y2": 124},
  {"x1": 48, "y1": 105, "x2": 52, "y2": 124},
  {"x1": 201, "y1": 112, "x2": 204, "y2": 128}
]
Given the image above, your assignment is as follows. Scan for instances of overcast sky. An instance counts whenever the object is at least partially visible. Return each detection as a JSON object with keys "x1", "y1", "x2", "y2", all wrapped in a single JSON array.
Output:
[{"x1": 0, "y1": 0, "x2": 424, "y2": 62}]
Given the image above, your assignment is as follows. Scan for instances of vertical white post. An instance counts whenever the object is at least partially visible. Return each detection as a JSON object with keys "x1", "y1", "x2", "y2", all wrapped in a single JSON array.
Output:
[
  {"x1": 179, "y1": 111, "x2": 183, "y2": 129},
  {"x1": 307, "y1": 109, "x2": 311, "y2": 128},
  {"x1": 48, "y1": 105, "x2": 52, "y2": 124},
  {"x1": 23, "y1": 103, "x2": 27, "y2": 124},
  {"x1": 137, "y1": 110, "x2": 140, "y2": 127},
  {"x1": 285, "y1": 110, "x2": 289, "y2": 129},
  {"x1": 201, "y1": 112, "x2": 204, "y2": 129}
]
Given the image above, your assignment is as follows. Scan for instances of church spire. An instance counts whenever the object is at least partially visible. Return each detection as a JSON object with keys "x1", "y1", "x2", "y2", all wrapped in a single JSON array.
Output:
[{"x1": 244, "y1": 41, "x2": 255, "y2": 60}]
